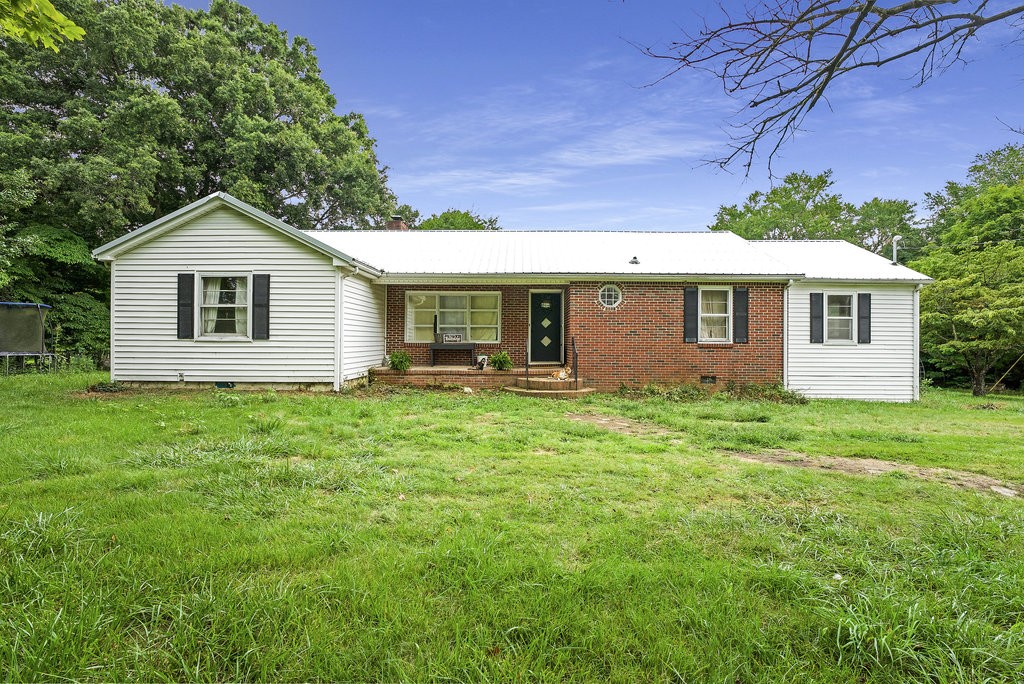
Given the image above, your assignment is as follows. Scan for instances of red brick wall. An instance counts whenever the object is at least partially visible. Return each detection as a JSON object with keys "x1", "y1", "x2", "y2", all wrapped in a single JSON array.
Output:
[
  {"x1": 383, "y1": 281, "x2": 784, "y2": 389},
  {"x1": 565, "y1": 281, "x2": 784, "y2": 390},
  {"x1": 384, "y1": 284, "x2": 567, "y2": 367}
]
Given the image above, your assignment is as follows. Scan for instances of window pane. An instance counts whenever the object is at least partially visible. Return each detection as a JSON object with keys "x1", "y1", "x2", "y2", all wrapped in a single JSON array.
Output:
[
  {"x1": 700, "y1": 315, "x2": 729, "y2": 340},
  {"x1": 413, "y1": 310, "x2": 435, "y2": 326},
  {"x1": 827, "y1": 295, "x2": 852, "y2": 317},
  {"x1": 204, "y1": 307, "x2": 247, "y2": 335},
  {"x1": 599, "y1": 285, "x2": 621, "y2": 307},
  {"x1": 828, "y1": 319, "x2": 853, "y2": 340},
  {"x1": 411, "y1": 327, "x2": 434, "y2": 342},
  {"x1": 470, "y1": 311, "x2": 498, "y2": 325},
  {"x1": 408, "y1": 294, "x2": 435, "y2": 310},
  {"x1": 202, "y1": 277, "x2": 248, "y2": 306},
  {"x1": 470, "y1": 295, "x2": 498, "y2": 310},
  {"x1": 439, "y1": 295, "x2": 467, "y2": 310},
  {"x1": 470, "y1": 327, "x2": 498, "y2": 341},
  {"x1": 701, "y1": 290, "x2": 728, "y2": 314},
  {"x1": 439, "y1": 311, "x2": 466, "y2": 326}
]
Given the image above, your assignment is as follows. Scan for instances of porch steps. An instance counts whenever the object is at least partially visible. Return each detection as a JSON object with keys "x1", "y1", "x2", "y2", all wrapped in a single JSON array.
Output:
[{"x1": 504, "y1": 376, "x2": 596, "y2": 399}]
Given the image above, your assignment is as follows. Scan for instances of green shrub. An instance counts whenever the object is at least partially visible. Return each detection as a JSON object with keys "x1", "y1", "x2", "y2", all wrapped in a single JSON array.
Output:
[
  {"x1": 635, "y1": 383, "x2": 709, "y2": 402},
  {"x1": 723, "y1": 382, "x2": 808, "y2": 405},
  {"x1": 388, "y1": 350, "x2": 412, "y2": 371},
  {"x1": 489, "y1": 351, "x2": 513, "y2": 370}
]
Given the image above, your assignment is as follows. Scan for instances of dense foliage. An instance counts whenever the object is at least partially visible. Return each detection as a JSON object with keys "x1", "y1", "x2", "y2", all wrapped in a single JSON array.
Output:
[
  {"x1": 710, "y1": 170, "x2": 926, "y2": 259},
  {"x1": 417, "y1": 208, "x2": 500, "y2": 231},
  {"x1": 0, "y1": 0, "x2": 399, "y2": 361},
  {"x1": 912, "y1": 242, "x2": 1024, "y2": 395},
  {"x1": 0, "y1": 0, "x2": 83, "y2": 50}
]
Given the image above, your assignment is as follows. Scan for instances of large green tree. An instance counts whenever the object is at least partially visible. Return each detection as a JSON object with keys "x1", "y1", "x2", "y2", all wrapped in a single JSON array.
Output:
[
  {"x1": 911, "y1": 240, "x2": 1024, "y2": 396},
  {"x1": 417, "y1": 209, "x2": 500, "y2": 231},
  {"x1": 710, "y1": 170, "x2": 924, "y2": 259},
  {"x1": 710, "y1": 171, "x2": 854, "y2": 240},
  {"x1": 0, "y1": 0, "x2": 399, "y2": 359},
  {"x1": 926, "y1": 144, "x2": 1024, "y2": 241}
]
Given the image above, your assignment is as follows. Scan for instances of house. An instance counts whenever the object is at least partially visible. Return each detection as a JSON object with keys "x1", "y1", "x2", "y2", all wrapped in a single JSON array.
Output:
[{"x1": 91, "y1": 192, "x2": 932, "y2": 401}]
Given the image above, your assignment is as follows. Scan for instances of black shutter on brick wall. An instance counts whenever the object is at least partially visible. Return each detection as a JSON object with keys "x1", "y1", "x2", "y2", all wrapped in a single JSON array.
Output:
[
  {"x1": 858, "y1": 292, "x2": 871, "y2": 344},
  {"x1": 684, "y1": 287, "x2": 698, "y2": 343},
  {"x1": 177, "y1": 273, "x2": 194, "y2": 339},
  {"x1": 252, "y1": 274, "x2": 270, "y2": 340},
  {"x1": 733, "y1": 287, "x2": 749, "y2": 343},
  {"x1": 810, "y1": 292, "x2": 824, "y2": 344}
]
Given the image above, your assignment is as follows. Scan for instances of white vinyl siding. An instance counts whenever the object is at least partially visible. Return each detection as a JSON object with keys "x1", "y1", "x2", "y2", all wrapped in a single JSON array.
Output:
[
  {"x1": 786, "y1": 282, "x2": 919, "y2": 401},
  {"x1": 110, "y1": 207, "x2": 337, "y2": 383},
  {"x1": 342, "y1": 274, "x2": 385, "y2": 381}
]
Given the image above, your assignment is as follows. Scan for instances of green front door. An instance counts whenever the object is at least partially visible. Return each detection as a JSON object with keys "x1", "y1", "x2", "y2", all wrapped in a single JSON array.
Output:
[{"x1": 530, "y1": 292, "x2": 562, "y2": 363}]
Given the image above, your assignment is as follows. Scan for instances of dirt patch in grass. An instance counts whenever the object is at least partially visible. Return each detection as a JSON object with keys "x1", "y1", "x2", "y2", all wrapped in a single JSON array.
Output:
[
  {"x1": 567, "y1": 411, "x2": 1019, "y2": 497},
  {"x1": 565, "y1": 413, "x2": 672, "y2": 437},
  {"x1": 729, "y1": 449, "x2": 1020, "y2": 497}
]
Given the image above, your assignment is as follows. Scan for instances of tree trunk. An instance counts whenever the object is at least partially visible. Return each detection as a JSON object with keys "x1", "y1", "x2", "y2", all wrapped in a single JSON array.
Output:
[{"x1": 971, "y1": 367, "x2": 988, "y2": 396}]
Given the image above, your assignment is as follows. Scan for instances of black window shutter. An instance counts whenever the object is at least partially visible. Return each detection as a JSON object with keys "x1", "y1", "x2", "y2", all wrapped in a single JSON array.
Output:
[
  {"x1": 684, "y1": 287, "x2": 698, "y2": 343},
  {"x1": 810, "y1": 292, "x2": 824, "y2": 344},
  {"x1": 858, "y1": 293, "x2": 871, "y2": 344},
  {"x1": 177, "y1": 273, "x2": 194, "y2": 339},
  {"x1": 252, "y1": 274, "x2": 270, "y2": 340},
  {"x1": 733, "y1": 287, "x2": 749, "y2": 344}
]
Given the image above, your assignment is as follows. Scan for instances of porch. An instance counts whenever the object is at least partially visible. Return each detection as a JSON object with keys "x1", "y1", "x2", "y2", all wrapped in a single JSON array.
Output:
[{"x1": 369, "y1": 363, "x2": 594, "y2": 397}]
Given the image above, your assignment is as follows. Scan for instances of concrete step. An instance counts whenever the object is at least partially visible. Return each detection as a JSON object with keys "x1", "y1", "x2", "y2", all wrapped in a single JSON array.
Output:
[
  {"x1": 514, "y1": 376, "x2": 580, "y2": 391},
  {"x1": 504, "y1": 385, "x2": 597, "y2": 400}
]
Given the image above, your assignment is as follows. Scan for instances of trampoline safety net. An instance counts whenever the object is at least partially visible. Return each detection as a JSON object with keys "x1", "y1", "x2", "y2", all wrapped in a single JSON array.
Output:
[{"x1": 0, "y1": 302, "x2": 52, "y2": 355}]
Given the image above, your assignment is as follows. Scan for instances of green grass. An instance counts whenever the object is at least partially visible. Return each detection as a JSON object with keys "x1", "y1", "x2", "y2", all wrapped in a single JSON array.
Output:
[{"x1": 1, "y1": 374, "x2": 1022, "y2": 682}]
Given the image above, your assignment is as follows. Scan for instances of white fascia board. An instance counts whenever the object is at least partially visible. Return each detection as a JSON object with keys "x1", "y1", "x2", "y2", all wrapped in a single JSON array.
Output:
[
  {"x1": 91, "y1": 194, "x2": 224, "y2": 260},
  {"x1": 794, "y1": 277, "x2": 933, "y2": 285},
  {"x1": 377, "y1": 272, "x2": 804, "y2": 285}
]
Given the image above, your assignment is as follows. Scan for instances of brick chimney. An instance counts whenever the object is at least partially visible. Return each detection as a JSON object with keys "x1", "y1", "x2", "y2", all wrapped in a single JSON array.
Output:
[{"x1": 385, "y1": 215, "x2": 408, "y2": 231}]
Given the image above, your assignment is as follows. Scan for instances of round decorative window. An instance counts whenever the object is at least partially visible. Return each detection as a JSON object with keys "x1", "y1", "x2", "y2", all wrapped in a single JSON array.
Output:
[{"x1": 598, "y1": 284, "x2": 622, "y2": 308}]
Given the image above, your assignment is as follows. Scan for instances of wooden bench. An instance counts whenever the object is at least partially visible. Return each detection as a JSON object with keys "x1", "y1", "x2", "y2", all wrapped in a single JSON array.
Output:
[
  {"x1": 427, "y1": 314, "x2": 478, "y2": 366},
  {"x1": 428, "y1": 341, "x2": 477, "y2": 367}
]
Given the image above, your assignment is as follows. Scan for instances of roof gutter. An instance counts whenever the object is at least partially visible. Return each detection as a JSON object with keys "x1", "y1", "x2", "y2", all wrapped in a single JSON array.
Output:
[{"x1": 376, "y1": 272, "x2": 806, "y2": 285}]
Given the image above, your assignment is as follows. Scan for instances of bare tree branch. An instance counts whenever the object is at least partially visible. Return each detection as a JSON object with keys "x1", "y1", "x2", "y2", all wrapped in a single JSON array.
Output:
[{"x1": 643, "y1": 1, "x2": 1024, "y2": 175}]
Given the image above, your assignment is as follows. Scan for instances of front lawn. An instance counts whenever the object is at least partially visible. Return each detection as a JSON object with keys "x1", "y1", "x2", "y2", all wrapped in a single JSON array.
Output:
[{"x1": 1, "y1": 374, "x2": 1022, "y2": 681}]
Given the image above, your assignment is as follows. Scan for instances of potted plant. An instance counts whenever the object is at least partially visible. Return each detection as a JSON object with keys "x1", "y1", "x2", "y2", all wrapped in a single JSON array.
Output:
[{"x1": 489, "y1": 351, "x2": 513, "y2": 371}]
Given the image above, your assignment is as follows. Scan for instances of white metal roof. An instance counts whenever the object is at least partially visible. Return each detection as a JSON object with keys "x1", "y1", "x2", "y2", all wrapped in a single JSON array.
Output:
[
  {"x1": 91, "y1": 193, "x2": 932, "y2": 283},
  {"x1": 305, "y1": 229, "x2": 802, "y2": 279},
  {"x1": 752, "y1": 240, "x2": 931, "y2": 282}
]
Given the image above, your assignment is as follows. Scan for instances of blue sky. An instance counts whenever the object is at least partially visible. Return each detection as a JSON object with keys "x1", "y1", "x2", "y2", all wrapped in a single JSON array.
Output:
[{"x1": 184, "y1": 1, "x2": 1024, "y2": 229}]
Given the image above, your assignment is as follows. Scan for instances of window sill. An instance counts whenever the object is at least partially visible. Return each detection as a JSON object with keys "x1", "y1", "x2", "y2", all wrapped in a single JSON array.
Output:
[
  {"x1": 405, "y1": 341, "x2": 501, "y2": 345},
  {"x1": 698, "y1": 340, "x2": 734, "y2": 346},
  {"x1": 195, "y1": 336, "x2": 253, "y2": 342}
]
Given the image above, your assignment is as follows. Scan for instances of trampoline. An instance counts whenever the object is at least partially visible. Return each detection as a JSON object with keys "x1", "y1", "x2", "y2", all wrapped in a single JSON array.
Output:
[{"x1": 1, "y1": 302, "x2": 55, "y2": 372}]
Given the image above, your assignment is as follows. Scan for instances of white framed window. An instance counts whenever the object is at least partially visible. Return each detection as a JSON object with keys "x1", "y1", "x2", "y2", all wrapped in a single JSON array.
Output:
[
  {"x1": 199, "y1": 274, "x2": 249, "y2": 338},
  {"x1": 405, "y1": 291, "x2": 501, "y2": 343},
  {"x1": 699, "y1": 287, "x2": 731, "y2": 342},
  {"x1": 826, "y1": 293, "x2": 855, "y2": 342},
  {"x1": 598, "y1": 284, "x2": 622, "y2": 308}
]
